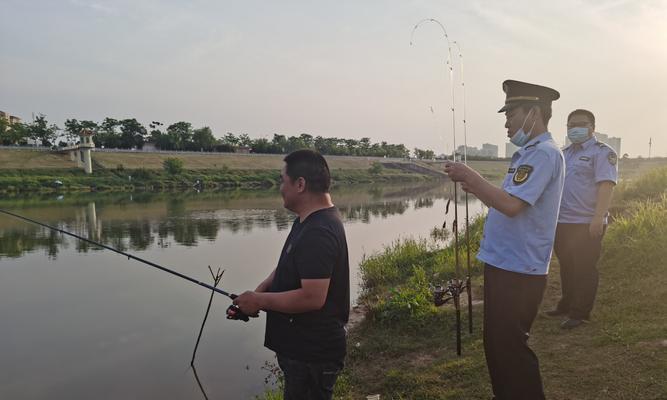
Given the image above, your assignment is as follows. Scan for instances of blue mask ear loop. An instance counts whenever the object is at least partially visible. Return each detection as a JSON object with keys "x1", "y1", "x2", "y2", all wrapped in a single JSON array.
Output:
[{"x1": 521, "y1": 108, "x2": 537, "y2": 138}]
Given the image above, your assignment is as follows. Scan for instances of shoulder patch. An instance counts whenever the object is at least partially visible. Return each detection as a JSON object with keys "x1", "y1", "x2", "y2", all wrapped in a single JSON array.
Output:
[
  {"x1": 513, "y1": 165, "x2": 533, "y2": 185},
  {"x1": 607, "y1": 151, "x2": 617, "y2": 166}
]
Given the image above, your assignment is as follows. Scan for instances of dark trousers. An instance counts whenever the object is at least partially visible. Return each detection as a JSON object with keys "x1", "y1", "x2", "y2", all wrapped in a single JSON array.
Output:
[
  {"x1": 484, "y1": 264, "x2": 547, "y2": 400},
  {"x1": 553, "y1": 223, "x2": 604, "y2": 320},
  {"x1": 277, "y1": 354, "x2": 343, "y2": 400}
]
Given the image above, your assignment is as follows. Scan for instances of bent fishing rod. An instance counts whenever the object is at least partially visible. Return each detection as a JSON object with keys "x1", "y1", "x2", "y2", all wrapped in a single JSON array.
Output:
[
  {"x1": 0, "y1": 208, "x2": 252, "y2": 321},
  {"x1": 411, "y1": 18, "x2": 467, "y2": 356}
]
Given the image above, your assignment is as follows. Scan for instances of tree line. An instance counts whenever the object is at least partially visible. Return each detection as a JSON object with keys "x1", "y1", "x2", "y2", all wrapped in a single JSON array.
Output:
[{"x1": 0, "y1": 114, "x2": 437, "y2": 159}]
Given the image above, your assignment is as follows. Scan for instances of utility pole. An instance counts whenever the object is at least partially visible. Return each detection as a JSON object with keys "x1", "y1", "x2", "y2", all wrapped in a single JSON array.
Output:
[{"x1": 649, "y1": 137, "x2": 652, "y2": 159}]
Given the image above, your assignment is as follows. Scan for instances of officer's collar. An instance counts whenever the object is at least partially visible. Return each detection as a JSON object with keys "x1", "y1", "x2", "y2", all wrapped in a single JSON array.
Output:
[
  {"x1": 581, "y1": 135, "x2": 597, "y2": 150},
  {"x1": 518, "y1": 131, "x2": 551, "y2": 154},
  {"x1": 564, "y1": 135, "x2": 596, "y2": 151}
]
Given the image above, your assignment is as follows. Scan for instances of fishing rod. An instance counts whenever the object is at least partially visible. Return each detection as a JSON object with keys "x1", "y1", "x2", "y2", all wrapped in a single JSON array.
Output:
[
  {"x1": 453, "y1": 40, "x2": 473, "y2": 335},
  {"x1": 0, "y1": 208, "x2": 252, "y2": 321},
  {"x1": 411, "y1": 18, "x2": 465, "y2": 356}
]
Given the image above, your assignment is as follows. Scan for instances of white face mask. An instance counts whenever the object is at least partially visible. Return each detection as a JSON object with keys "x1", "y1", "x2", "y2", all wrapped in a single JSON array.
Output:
[
  {"x1": 567, "y1": 127, "x2": 590, "y2": 144},
  {"x1": 510, "y1": 108, "x2": 537, "y2": 147}
]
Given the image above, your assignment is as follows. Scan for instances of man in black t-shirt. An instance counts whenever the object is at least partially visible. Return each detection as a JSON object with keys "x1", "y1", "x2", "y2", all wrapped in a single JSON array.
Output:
[{"x1": 230, "y1": 149, "x2": 350, "y2": 400}]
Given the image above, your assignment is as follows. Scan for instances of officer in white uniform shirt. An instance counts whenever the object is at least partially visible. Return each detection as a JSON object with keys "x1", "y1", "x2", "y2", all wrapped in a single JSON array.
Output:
[
  {"x1": 445, "y1": 80, "x2": 565, "y2": 400},
  {"x1": 546, "y1": 109, "x2": 617, "y2": 329}
]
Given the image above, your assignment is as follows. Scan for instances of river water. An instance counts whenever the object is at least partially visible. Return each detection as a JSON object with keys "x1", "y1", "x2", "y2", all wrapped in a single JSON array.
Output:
[{"x1": 0, "y1": 182, "x2": 484, "y2": 399}]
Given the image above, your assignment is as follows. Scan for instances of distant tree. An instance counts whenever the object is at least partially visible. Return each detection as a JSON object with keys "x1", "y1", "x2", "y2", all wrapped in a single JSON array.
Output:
[
  {"x1": 299, "y1": 133, "x2": 314, "y2": 148},
  {"x1": 163, "y1": 157, "x2": 184, "y2": 175},
  {"x1": 271, "y1": 134, "x2": 288, "y2": 153},
  {"x1": 119, "y1": 118, "x2": 147, "y2": 149},
  {"x1": 148, "y1": 121, "x2": 169, "y2": 149},
  {"x1": 96, "y1": 118, "x2": 121, "y2": 148},
  {"x1": 7, "y1": 122, "x2": 30, "y2": 145},
  {"x1": 192, "y1": 127, "x2": 216, "y2": 151},
  {"x1": 359, "y1": 137, "x2": 371, "y2": 153},
  {"x1": 222, "y1": 132, "x2": 239, "y2": 147},
  {"x1": 64, "y1": 119, "x2": 98, "y2": 144},
  {"x1": 238, "y1": 133, "x2": 253, "y2": 147},
  {"x1": 166, "y1": 121, "x2": 193, "y2": 150},
  {"x1": 28, "y1": 114, "x2": 59, "y2": 146},
  {"x1": 250, "y1": 137, "x2": 271, "y2": 153},
  {"x1": 0, "y1": 118, "x2": 10, "y2": 145},
  {"x1": 414, "y1": 148, "x2": 435, "y2": 160}
]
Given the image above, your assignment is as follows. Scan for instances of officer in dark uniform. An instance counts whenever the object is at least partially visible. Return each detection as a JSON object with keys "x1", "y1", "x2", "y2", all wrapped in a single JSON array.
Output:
[
  {"x1": 546, "y1": 109, "x2": 617, "y2": 329},
  {"x1": 445, "y1": 80, "x2": 565, "y2": 400}
]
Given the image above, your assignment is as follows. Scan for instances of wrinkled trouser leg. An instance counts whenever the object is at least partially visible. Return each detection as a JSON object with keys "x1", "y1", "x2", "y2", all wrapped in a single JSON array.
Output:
[{"x1": 484, "y1": 264, "x2": 547, "y2": 400}]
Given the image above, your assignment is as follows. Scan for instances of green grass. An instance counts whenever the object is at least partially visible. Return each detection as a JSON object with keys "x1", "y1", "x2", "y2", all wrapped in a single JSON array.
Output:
[
  {"x1": 612, "y1": 165, "x2": 667, "y2": 206},
  {"x1": 318, "y1": 167, "x2": 667, "y2": 399}
]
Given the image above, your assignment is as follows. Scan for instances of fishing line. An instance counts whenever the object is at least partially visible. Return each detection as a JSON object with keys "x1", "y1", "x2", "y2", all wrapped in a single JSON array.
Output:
[
  {"x1": 453, "y1": 40, "x2": 474, "y2": 334},
  {"x1": 0, "y1": 208, "x2": 251, "y2": 321}
]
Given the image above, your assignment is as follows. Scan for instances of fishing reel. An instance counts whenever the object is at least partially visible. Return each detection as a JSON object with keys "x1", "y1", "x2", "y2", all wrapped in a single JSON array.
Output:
[
  {"x1": 432, "y1": 284, "x2": 452, "y2": 307},
  {"x1": 226, "y1": 304, "x2": 253, "y2": 322},
  {"x1": 431, "y1": 279, "x2": 467, "y2": 307}
]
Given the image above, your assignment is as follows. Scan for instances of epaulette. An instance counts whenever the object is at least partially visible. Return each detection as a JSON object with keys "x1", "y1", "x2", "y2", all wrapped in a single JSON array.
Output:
[
  {"x1": 595, "y1": 141, "x2": 609, "y2": 148},
  {"x1": 525, "y1": 141, "x2": 541, "y2": 151}
]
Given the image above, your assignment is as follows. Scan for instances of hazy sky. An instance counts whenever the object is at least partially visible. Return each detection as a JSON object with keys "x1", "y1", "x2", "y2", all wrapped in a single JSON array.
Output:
[{"x1": 2, "y1": 0, "x2": 666, "y2": 157}]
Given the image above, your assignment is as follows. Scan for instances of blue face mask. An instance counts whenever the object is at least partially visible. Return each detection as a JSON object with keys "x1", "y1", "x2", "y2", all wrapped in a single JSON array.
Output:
[
  {"x1": 567, "y1": 127, "x2": 590, "y2": 144},
  {"x1": 510, "y1": 109, "x2": 536, "y2": 147}
]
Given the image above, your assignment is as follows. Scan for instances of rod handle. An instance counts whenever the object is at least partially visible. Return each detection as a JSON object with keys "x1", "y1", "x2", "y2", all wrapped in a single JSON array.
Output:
[{"x1": 226, "y1": 304, "x2": 251, "y2": 322}]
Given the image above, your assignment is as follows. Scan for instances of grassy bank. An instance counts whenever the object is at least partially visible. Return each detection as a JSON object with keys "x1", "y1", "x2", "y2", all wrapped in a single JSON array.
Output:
[
  {"x1": 0, "y1": 166, "x2": 436, "y2": 195},
  {"x1": 0, "y1": 149, "x2": 448, "y2": 194},
  {"x1": 258, "y1": 166, "x2": 667, "y2": 399}
]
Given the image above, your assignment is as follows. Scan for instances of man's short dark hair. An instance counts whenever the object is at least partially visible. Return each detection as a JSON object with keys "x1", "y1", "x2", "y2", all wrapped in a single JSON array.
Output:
[
  {"x1": 519, "y1": 102, "x2": 552, "y2": 125},
  {"x1": 283, "y1": 149, "x2": 331, "y2": 193},
  {"x1": 568, "y1": 109, "x2": 595, "y2": 126}
]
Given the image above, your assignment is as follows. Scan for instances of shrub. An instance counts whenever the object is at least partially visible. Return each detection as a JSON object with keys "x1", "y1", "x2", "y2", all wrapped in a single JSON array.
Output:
[
  {"x1": 368, "y1": 161, "x2": 383, "y2": 175},
  {"x1": 359, "y1": 238, "x2": 432, "y2": 291},
  {"x1": 373, "y1": 266, "x2": 436, "y2": 325},
  {"x1": 131, "y1": 168, "x2": 153, "y2": 180},
  {"x1": 163, "y1": 157, "x2": 184, "y2": 175}
]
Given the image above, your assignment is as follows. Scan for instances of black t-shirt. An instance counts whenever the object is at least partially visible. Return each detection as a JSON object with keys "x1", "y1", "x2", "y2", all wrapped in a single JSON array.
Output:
[{"x1": 264, "y1": 206, "x2": 350, "y2": 363}]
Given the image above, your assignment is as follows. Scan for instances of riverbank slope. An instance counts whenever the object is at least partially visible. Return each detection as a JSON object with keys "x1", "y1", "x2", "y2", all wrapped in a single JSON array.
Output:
[
  {"x1": 0, "y1": 149, "x2": 448, "y2": 193},
  {"x1": 291, "y1": 165, "x2": 667, "y2": 400}
]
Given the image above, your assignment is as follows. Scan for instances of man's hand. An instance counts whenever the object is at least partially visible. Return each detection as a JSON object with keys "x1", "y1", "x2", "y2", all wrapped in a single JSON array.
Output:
[
  {"x1": 444, "y1": 161, "x2": 480, "y2": 192},
  {"x1": 589, "y1": 217, "x2": 605, "y2": 238},
  {"x1": 231, "y1": 291, "x2": 262, "y2": 316}
]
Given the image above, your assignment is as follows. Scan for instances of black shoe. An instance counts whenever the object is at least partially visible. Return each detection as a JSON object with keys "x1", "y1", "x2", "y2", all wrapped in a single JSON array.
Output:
[
  {"x1": 560, "y1": 318, "x2": 587, "y2": 330},
  {"x1": 545, "y1": 309, "x2": 567, "y2": 317}
]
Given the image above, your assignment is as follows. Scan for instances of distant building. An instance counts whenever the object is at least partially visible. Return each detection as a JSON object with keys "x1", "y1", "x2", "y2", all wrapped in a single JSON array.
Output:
[
  {"x1": 457, "y1": 143, "x2": 499, "y2": 158},
  {"x1": 563, "y1": 132, "x2": 622, "y2": 155},
  {"x1": 481, "y1": 143, "x2": 499, "y2": 158},
  {"x1": 0, "y1": 110, "x2": 22, "y2": 125},
  {"x1": 142, "y1": 141, "x2": 158, "y2": 152},
  {"x1": 505, "y1": 142, "x2": 519, "y2": 158},
  {"x1": 235, "y1": 146, "x2": 251, "y2": 154}
]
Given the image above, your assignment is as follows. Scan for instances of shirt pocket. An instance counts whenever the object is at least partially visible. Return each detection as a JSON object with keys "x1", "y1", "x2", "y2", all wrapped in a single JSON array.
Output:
[{"x1": 572, "y1": 158, "x2": 593, "y2": 178}]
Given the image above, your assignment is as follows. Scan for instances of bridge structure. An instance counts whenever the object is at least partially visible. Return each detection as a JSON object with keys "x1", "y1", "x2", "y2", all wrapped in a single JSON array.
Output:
[{"x1": 53, "y1": 130, "x2": 95, "y2": 174}]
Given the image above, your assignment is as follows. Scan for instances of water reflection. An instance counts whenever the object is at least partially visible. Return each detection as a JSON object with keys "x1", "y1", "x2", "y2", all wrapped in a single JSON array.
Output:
[
  {"x1": 0, "y1": 181, "x2": 482, "y2": 399},
  {"x1": 0, "y1": 182, "x2": 462, "y2": 259}
]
